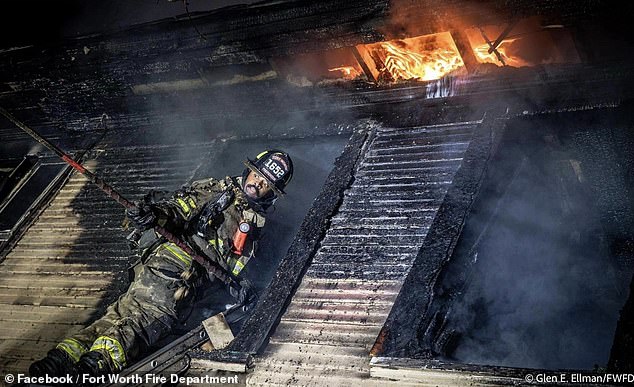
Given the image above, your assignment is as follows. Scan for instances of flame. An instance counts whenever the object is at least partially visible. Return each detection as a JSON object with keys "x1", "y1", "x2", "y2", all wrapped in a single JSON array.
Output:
[
  {"x1": 373, "y1": 39, "x2": 464, "y2": 82},
  {"x1": 473, "y1": 38, "x2": 530, "y2": 67},
  {"x1": 328, "y1": 66, "x2": 361, "y2": 79}
]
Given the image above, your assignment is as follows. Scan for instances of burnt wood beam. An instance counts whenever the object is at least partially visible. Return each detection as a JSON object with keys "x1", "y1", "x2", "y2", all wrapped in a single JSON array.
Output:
[
  {"x1": 228, "y1": 124, "x2": 372, "y2": 354},
  {"x1": 372, "y1": 114, "x2": 497, "y2": 358},
  {"x1": 478, "y1": 26, "x2": 506, "y2": 66},
  {"x1": 487, "y1": 20, "x2": 519, "y2": 54},
  {"x1": 449, "y1": 29, "x2": 480, "y2": 74},
  {"x1": 414, "y1": 120, "x2": 529, "y2": 356}
]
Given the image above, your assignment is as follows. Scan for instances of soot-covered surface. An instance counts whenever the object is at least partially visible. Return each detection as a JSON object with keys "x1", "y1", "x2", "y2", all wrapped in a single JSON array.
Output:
[
  {"x1": 177, "y1": 134, "x2": 353, "y2": 334},
  {"x1": 3, "y1": 0, "x2": 634, "y2": 381},
  {"x1": 0, "y1": 129, "x2": 350, "y2": 374},
  {"x1": 437, "y1": 108, "x2": 634, "y2": 370}
]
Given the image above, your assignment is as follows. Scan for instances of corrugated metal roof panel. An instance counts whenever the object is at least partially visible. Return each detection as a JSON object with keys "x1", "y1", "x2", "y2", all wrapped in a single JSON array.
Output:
[
  {"x1": 0, "y1": 144, "x2": 211, "y2": 374},
  {"x1": 248, "y1": 122, "x2": 476, "y2": 386}
]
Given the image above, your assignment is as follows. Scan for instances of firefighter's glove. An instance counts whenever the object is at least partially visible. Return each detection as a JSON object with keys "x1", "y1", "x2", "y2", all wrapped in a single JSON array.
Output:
[
  {"x1": 196, "y1": 191, "x2": 232, "y2": 237},
  {"x1": 126, "y1": 202, "x2": 158, "y2": 232},
  {"x1": 229, "y1": 278, "x2": 257, "y2": 310}
]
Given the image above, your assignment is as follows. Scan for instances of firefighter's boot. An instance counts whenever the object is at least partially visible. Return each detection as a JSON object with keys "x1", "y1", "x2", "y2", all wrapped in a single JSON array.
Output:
[
  {"x1": 29, "y1": 348, "x2": 76, "y2": 377},
  {"x1": 75, "y1": 351, "x2": 113, "y2": 377}
]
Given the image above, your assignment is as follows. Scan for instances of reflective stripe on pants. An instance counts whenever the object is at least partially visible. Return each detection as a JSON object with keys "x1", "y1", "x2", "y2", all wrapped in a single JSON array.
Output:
[
  {"x1": 56, "y1": 338, "x2": 89, "y2": 363},
  {"x1": 90, "y1": 336, "x2": 127, "y2": 371}
]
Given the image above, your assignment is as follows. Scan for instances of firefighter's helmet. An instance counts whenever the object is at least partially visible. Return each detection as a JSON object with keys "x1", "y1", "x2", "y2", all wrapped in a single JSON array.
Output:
[{"x1": 244, "y1": 150, "x2": 293, "y2": 195}]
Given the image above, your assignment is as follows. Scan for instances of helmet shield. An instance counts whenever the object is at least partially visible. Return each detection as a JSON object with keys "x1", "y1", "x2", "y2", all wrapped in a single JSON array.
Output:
[{"x1": 244, "y1": 150, "x2": 293, "y2": 195}]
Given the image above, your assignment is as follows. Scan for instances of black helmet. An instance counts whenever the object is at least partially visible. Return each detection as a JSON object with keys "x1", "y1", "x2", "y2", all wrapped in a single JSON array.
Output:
[{"x1": 244, "y1": 150, "x2": 293, "y2": 195}]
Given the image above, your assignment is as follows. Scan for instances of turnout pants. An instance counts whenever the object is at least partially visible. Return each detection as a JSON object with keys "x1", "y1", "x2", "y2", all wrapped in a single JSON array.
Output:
[{"x1": 55, "y1": 242, "x2": 197, "y2": 372}]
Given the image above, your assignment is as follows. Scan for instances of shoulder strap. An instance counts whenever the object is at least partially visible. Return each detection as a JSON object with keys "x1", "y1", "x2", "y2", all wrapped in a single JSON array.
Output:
[{"x1": 195, "y1": 185, "x2": 235, "y2": 237}]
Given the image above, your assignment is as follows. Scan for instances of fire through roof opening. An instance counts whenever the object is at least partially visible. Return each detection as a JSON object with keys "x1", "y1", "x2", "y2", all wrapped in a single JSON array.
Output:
[
  {"x1": 465, "y1": 17, "x2": 581, "y2": 68},
  {"x1": 4, "y1": 0, "x2": 634, "y2": 384},
  {"x1": 356, "y1": 32, "x2": 466, "y2": 82},
  {"x1": 274, "y1": 32, "x2": 466, "y2": 86},
  {"x1": 275, "y1": 17, "x2": 582, "y2": 87}
]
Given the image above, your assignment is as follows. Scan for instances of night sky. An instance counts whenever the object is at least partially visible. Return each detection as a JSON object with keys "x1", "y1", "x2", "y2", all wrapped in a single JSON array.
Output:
[{"x1": 0, "y1": 0, "x2": 258, "y2": 49}]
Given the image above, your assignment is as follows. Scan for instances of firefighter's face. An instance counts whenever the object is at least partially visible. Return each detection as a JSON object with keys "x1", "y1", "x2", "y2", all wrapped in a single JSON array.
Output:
[{"x1": 244, "y1": 170, "x2": 272, "y2": 199}]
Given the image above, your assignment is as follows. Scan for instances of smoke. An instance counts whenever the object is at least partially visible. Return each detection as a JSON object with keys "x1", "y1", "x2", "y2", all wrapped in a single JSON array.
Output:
[
  {"x1": 145, "y1": 83, "x2": 354, "y2": 329},
  {"x1": 117, "y1": 55, "x2": 357, "y2": 333},
  {"x1": 381, "y1": 0, "x2": 505, "y2": 40},
  {"x1": 68, "y1": 3, "x2": 364, "y2": 330},
  {"x1": 444, "y1": 120, "x2": 631, "y2": 370},
  {"x1": 122, "y1": 55, "x2": 359, "y2": 289}
]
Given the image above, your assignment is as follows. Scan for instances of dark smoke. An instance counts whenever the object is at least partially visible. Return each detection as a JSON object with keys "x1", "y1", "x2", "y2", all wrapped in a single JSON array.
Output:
[
  {"x1": 444, "y1": 116, "x2": 632, "y2": 370},
  {"x1": 74, "y1": 1, "x2": 363, "y2": 328}
]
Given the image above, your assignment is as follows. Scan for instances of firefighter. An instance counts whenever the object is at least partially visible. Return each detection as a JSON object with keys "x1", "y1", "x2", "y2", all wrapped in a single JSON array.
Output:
[{"x1": 29, "y1": 150, "x2": 293, "y2": 378}]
